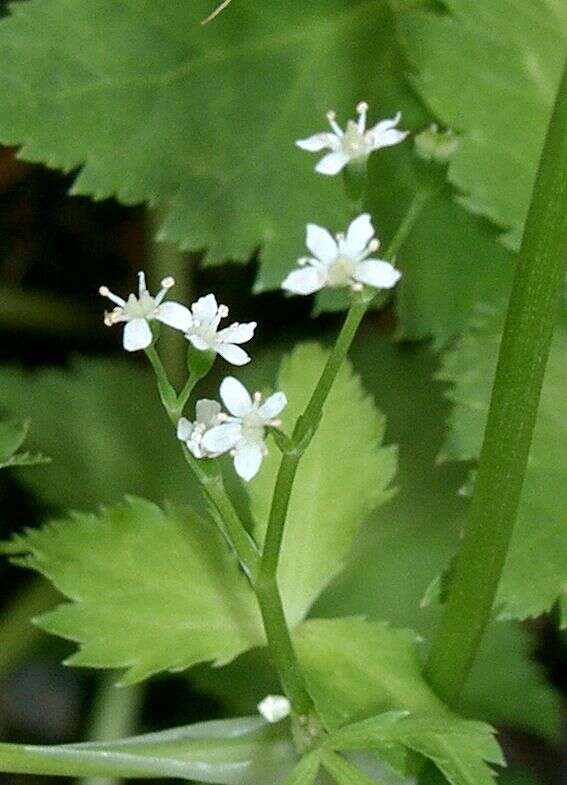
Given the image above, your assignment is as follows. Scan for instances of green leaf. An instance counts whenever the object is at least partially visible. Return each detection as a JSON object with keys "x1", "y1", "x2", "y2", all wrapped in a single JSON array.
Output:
[
  {"x1": 330, "y1": 713, "x2": 503, "y2": 785},
  {"x1": 438, "y1": 302, "x2": 567, "y2": 623},
  {"x1": 0, "y1": 417, "x2": 49, "y2": 469},
  {"x1": 0, "y1": 0, "x2": 513, "y2": 342},
  {"x1": 398, "y1": 0, "x2": 567, "y2": 247},
  {"x1": 248, "y1": 343, "x2": 397, "y2": 627},
  {"x1": 320, "y1": 750, "x2": 381, "y2": 785},
  {"x1": 4, "y1": 497, "x2": 263, "y2": 684},
  {"x1": 313, "y1": 334, "x2": 561, "y2": 739},
  {"x1": 0, "y1": 359, "x2": 202, "y2": 511},
  {"x1": 0, "y1": 716, "x2": 296, "y2": 783},
  {"x1": 293, "y1": 618, "x2": 447, "y2": 729},
  {"x1": 282, "y1": 751, "x2": 321, "y2": 785}
]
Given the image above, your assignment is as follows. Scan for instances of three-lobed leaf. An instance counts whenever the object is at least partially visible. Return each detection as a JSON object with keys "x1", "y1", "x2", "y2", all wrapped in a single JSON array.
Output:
[
  {"x1": 4, "y1": 497, "x2": 264, "y2": 684},
  {"x1": 439, "y1": 302, "x2": 567, "y2": 623}
]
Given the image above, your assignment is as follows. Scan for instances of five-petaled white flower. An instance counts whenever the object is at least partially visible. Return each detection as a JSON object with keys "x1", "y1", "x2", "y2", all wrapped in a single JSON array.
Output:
[
  {"x1": 257, "y1": 695, "x2": 291, "y2": 724},
  {"x1": 202, "y1": 377, "x2": 287, "y2": 481},
  {"x1": 296, "y1": 102, "x2": 408, "y2": 175},
  {"x1": 282, "y1": 213, "x2": 401, "y2": 296},
  {"x1": 177, "y1": 400, "x2": 224, "y2": 459},
  {"x1": 185, "y1": 294, "x2": 256, "y2": 366},
  {"x1": 99, "y1": 272, "x2": 192, "y2": 352}
]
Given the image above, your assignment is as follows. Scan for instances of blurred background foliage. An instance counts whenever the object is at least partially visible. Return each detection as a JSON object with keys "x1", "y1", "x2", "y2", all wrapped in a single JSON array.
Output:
[{"x1": 0, "y1": 0, "x2": 564, "y2": 783}]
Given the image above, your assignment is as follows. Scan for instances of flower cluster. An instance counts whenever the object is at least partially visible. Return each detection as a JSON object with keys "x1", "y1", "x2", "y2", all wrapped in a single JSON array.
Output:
[{"x1": 100, "y1": 102, "x2": 408, "y2": 482}]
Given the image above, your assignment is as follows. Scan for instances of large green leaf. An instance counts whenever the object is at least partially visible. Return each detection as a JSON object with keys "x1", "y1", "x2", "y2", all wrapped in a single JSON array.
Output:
[
  {"x1": 0, "y1": 716, "x2": 296, "y2": 783},
  {"x1": 0, "y1": 0, "x2": 513, "y2": 341},
  {"x1": 0, "y1": 359, "x2": 201, "y2": 511},
  {"x1": 398, "y1": 0, "x2": 567, "y2": 248},
  {"x1": 438, "y1": 302, "x2": 567, "y2": 624},
  {"x1": 330, "y1": 712, "x2": 503, "y2": 785},
  {"x1": 3, "y1": 497, "x2": 263, "y2": 684},
  {"x1": 248, "y1": 343, "x2": 397, "y2": 627}
]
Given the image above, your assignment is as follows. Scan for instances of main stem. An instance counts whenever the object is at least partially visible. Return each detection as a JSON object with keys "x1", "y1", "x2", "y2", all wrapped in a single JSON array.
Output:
[
  {"x1": 255, "y1": 189, "x2": 430, "y2": 718},
  {"x1": 425, "y1": 56, "x2": 567, "y2": 705}
]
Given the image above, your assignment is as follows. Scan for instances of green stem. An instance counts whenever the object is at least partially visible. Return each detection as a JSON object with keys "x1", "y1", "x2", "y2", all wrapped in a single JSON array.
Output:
[
  {"x1": 425, "y1": 56, "x2": 567, "y2": 705},
  {"x1": 255, "y1": 188, "x2": 431, "y2": 718},
  {"x1": 148, "y1": 209, "x2": 192, "y2": 388},
  {"x1": 79, "y1": 675, "x2": 143, "y2": 785}
]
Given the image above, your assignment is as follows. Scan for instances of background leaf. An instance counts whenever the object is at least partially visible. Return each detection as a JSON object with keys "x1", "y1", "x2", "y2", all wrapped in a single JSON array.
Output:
[
  {"x1": 4, "y1": 497, "x2": 264, "y2": 684},
  {"x1": 0, "y1": 359, "x2": 202, "y2": 511},
  {"x1": 0, "y1": 417, "x2": 49, "y2": 469},
  {"x1": 0, "y1": 0, "x2": 513, "y2": 342},
  {"x1": 248, "y1": 343, "x2": 397, "y2": 627},
  {"x1": 438, "y1": 302, "x2": 567, "y2": 623},
  {"x1": 398, "y1": 0, "x2": 567, "y2": 247}
]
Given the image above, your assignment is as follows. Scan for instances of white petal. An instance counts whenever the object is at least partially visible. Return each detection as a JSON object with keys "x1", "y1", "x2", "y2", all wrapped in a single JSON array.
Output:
[
  {"x1": 315, "y1": 150, "x2": 349, "y2": 175},
  {"x1": 353, "y1": 260, "x2": 402, "y2": 289},
  {"x1": 282, "y1": 266, "x2": 327, "y2": 296},
  {"x1": 176, "y1": 417, "x2": 193, "y2": 442},
  {"x1": 344, "y1": 213, "x2": 375, "y2": 257},
  {"x1": 257, "y1": 695, "x2": 291, "y2": 723},
  {"x1": 295, "y1": 133, "x2": 335, "y2": 152},
  {"x1": 217, "y1": 321, "x2": 256, "y2": 345},
  {"x1": 187, "y1": 333, "x2": 211, "y2": 352},
  {"x1": 258, "y1": 391, "x2": 287, "y2": 421},
  {"x1": 202, "y1": 422, "x2": 242, "y2": 454},
  {"x1": 216, "y1": 343, "x2": 251, "y2": 366},
  {"x1": 195, "y1": 399, "x2": 222, "y2": 426},
  {"x1": 368, "y1": 113, "x2": 408, "y2": 150},
  {"x1": 155, "y1": 301, "x2": 193, "y2": 331},
  {"x1": 306, "y1": 223, "x2": 337, "y2": 263},
  {"x1": 123, "y1": 318, "x2": 153, "y2": 352},
  {"x1": 220, "y1": 377, "x2": 252, "y2": 417},
  {"x1": 234, "y1": 439, "x2": 264, "y2": 481},
  {"x1": 192, "y1": 293, "x2": 218, "y2": 323}
]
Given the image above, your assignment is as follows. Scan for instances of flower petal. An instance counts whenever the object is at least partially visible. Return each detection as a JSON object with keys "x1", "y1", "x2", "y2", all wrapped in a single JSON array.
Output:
[
  {"x1": 353, "y1": 259, "x2": 402, "y2": 289},
  {"x1": 216, "y1": 343, "x2": 251, "y2": 366},
  {"x1": 258, "y1": 391, "x2": 287, "y2": 421},
  {"x1": 217, "y1": 321, "x2": 256, "y2": 344},
  {"x1": 202, "y1": 422, "x2": 242, "y2": 454},
  {"x1": 220, "y1": 377, "x2": 252, "y2": 417},
  {"x1": 187, "y1": 333, "x2": 211, "y2": 351},
  {"x1": 368, "y1": 113, "x2": 408, "y2": 150},
  {"x1": 315, "y1": 150, "x2": 349, "y2": 175},
  {"x1": 306, "y1": 223, "x2": 337, "y2": 263},
  {"x1": 282, "y1": 267, "x2": 327, "y2": 296},
  {"x1": 195, "y1": 399, "x2": 222, "y2": 426},
  {"x1": 123, "y1": 318, "x2": 152, "y2": 352},
  {"x1": 344, "y1": 213, "x2": 375, "y2": 257},
  {"x1": 155, "y1": 301, "x2": 193, "y2": 331},
  {"x1": 192, "y1": 293, "x2": 218, "y2": 323},
  {"x1": 176, "y1": 417, "x2": 193, "y2": 442},
  {"x1": 234, "y1": 439, "x2": 264, "y2": 481},
  {"x1": 295, "y1": 133, "x2": 334, "y2": 152}
]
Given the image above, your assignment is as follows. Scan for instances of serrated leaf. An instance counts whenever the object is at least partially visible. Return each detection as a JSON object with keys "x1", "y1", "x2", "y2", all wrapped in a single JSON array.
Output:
[
  {"x1": 0, "y1": 716, "x2": 296, "y2": 784},
  {"x1": 0, "y1": 359, "x2": 202, "y2": 511},
  {"x1": 247, "y1": 343, "x2": 397, "y2": 627},
  {"x1": 0, "y1": 0, "x2": 513, "y2": 341},
  {"x1": 398, "y1": 0, "x2": 567, "y2": 247},
  {"x1": 330, "y1": 712, "x2": 503, "y2": 785},
  {"x1": 438, "y1": 302, "x2": 567, "y2": 623},
  {"x1": 0, "y1": 416, "x2": 49, "y2": 469},
  {"x1": 5, "y1": 497, "x2": 263, "y2": 684}
]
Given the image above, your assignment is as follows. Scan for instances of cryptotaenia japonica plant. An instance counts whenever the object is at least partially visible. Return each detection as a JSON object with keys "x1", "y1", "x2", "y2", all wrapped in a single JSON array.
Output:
[{"x1": 0, "y1": 1, "x2": 566, "y2": 784}]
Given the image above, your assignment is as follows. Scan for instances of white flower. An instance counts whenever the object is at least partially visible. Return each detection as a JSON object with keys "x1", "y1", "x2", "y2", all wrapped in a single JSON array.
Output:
[
  {"x1": 176, "y1": 400, "x2": 224, "y2": 458},
  {"x1": 185, "y1": 294, "x2": 256, "y2": 366},
  {"x1": 99, "y1": 272, "x2": 192, "y2": 352},
  {"x1": 296, "y1": 102, "x2": 408, "y2": 175},
  {"x1": 282, "y1": 213, "x2": 401, "y2": 296},
  {"x1": 202, "y1": 377, "x2": 287, "y2": 481},
  {"x1": 257, "y1": 694, "x2": 291, "y2": 723}
]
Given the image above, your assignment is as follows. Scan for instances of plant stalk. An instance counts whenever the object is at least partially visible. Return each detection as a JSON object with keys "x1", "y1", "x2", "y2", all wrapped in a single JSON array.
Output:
[{"x1": 425, "y1": 56, "x2": 567, "y2": 705}]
